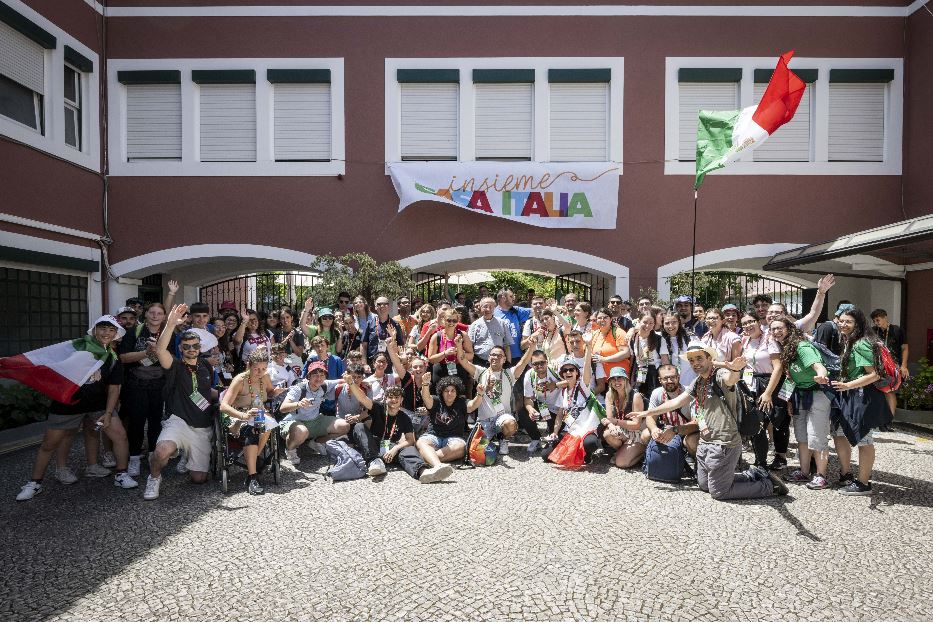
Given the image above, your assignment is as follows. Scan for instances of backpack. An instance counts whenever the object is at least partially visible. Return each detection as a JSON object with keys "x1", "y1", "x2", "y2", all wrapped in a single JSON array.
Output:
[
  {"x1": 464, "y1": 421, "x2": 498, "y2": 467},
  {"x1": 873, "y1": 342, "x2": 903, "y2": 393},
  {"x1": 323, "y1": 439, "x2": 366, "y2": 481},
  {"x1": 811, "y1": 341, "x2": 842, "y2": 376},
  {"x1": 643, "y1": 435, "x2": 685, "y2": 483}
]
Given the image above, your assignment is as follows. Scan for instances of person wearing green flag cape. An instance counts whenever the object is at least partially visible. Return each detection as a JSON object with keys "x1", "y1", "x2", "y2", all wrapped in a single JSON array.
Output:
[{"x1": 17, "y1": 316, "x2": 139, "y2": 501}]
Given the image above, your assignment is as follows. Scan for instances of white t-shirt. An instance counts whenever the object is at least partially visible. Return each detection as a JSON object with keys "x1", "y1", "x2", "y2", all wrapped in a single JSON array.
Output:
[
  {"x1": 648, "y1": 385, "x2": 692, "y2": 428},
  {"x1": 631, "y1": 331, "x2": 663, "y2": 368},
  {"x1": 523, "y1": 366, "x2": 562, "y2": 414},
  {"x1": 364, "y1": 372, "x2": 397, "y2": 403},
  {"x1": 472, "y1": 365, "x2": 516, "y2": 421},
  {"x1": 701, "y1": 328, "x2": 741, "y2": 362},
  {"x1": 558, "y1": 380, "x2": 591, "y2": 432},
  {"x1": 741, "y1": 333, "x2": 781, "y2": 374},
  {"x1": 267, "y1": 361, "x2": 297, "y2": 389},
  {"x1": 556, "y1": 352, "x2": 606, "y2": 390},
  {"x1": 658, "y1": 336, "x2": 698, "y2": 388},
  {"x1": 241, "y1": 330, "x2": 273, "y2": 359}
]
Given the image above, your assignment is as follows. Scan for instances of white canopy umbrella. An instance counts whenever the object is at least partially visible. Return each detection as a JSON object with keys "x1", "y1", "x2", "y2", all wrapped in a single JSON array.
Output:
[{"x1": 451, "y1": 271, "x2": 494, "y2": 286}]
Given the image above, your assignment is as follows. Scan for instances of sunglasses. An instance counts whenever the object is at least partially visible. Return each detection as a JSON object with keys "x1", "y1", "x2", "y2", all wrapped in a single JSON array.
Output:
[
  {"x1": 180, "y1": 343, "x2": 201, "y2": 351},
  {"x1": 531, "y1": 361, "x2": 548, "y2": 367}
]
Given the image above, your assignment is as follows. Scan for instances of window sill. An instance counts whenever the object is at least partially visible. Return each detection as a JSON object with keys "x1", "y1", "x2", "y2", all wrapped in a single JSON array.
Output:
[
  {"x1": 107, "y1": 159, "x2": 345, "y2": 177},
  {"x1": 664, "y1": 160, "x2": 900, "y2": 176},
  {"x1": 0, "y1": 116, "x2": 99, "y2": 172}
]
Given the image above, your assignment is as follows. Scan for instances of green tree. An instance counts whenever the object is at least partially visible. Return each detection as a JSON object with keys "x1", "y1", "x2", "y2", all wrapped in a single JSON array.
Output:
[
  {"x1": 665, "y1": 271, "x2": 761, "y2": 308},
  {"x1": 309, "y1": 253, "x2": 414, "y2": 306}
]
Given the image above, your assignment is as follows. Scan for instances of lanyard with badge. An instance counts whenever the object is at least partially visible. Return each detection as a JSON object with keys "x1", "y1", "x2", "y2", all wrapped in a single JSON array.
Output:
[
  {"x1": 635, "y1": 334, "x2": 650, "y2": 384},
  {"x1": 530, "y1": 369, "x2": 552, "y2": 420},
  {"x1": 485, "y1": 369, "x2": 506, "y2": 415},
  {"x1": 188, "y1": 364, "x2": 209, "y2": 411},
  {"x1": 741, "y1": 336, "x2": 765, "y2": 390},
  {"x1": 380, "y1": 414, "x2": 398, "y2": 456}
]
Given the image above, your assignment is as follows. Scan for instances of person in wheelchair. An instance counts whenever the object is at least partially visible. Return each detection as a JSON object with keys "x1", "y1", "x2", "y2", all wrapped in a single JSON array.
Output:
[
  {"x1": 278, "y1": 361, "x2": 352, "y2": 466},
  {"x1": 220, "y1": 348, "x2": 285, "y2": 495}
]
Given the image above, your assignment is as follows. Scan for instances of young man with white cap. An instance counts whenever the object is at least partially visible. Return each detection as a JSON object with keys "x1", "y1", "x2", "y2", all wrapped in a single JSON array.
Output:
[
  {"x1": 16, "y1": 316, "x2": 138, "y2": 501},
  {"x1": 631, "y1": 341, "x2": 788, "y2": 500}
]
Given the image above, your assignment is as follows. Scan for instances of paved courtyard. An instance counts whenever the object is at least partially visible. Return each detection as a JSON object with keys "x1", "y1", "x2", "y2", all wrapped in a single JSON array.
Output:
[{"x1": 1, "y1": 426, "x2": 932, "y2": 622}]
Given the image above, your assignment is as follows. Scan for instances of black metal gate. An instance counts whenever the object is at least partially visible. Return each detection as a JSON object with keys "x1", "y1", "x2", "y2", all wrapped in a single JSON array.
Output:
[
  {"x1": 199, "y1": 272, "x2": 321, "y2": 314},
  {"x1": 554, "y1": 272, "x2": 610, "y2": 308},
  {"x1": 684, "y1": 271, "x2": 805, "y2": 315},
  {"x1": 411, "y1": 272, "x2": 446, "y2": 306}
]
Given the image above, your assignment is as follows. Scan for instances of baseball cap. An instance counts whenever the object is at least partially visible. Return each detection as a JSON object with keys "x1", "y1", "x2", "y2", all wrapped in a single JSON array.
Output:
[
  {"x1": 673, "y1": 295, "x2": 695, "y2": 304},
  {"x1": 305, "y1": 361, "x2": 327, "y2": 375},
  {"x1": 834, "y1": 303, "x2": 856, "y2": 317},
  {"x1": 721, "y1": 304, "x2": 739, "y2": 313},
  {"x1": 116, "y1": 306, "x2": 137, "y2": 316},
  {"x1": 219, "y1": 300, "x2": 237, "y2": 311},
  {"x1": 125, "y1": 297, "x2": 144, "y2": 306}
]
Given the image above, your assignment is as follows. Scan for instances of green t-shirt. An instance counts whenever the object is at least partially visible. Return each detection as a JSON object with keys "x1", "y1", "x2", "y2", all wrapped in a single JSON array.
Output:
[
  {"x1": 845, "y1": 339, "x2": 875, "y2": 381},
  {"x1": 787, "y1": 340, "x2": 822, "y2": 389},
  {"x1": 306, "y1": 326, "x2": 339, "y2": 355}
]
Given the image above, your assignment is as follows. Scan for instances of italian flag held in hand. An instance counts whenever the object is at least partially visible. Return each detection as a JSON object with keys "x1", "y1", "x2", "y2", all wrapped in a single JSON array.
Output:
[
  {"x1": 547, "y1": 391, "x2": 607, "y2": 468},
  {"x1": 694, "y1": 50, "x2": 806, "y2": 189},
  {"x1": 0, "y1": 337, "x2": 115, "y2": 404}
]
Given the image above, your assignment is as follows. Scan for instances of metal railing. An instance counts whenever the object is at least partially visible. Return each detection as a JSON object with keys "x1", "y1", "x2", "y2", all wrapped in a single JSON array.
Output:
[{"x1": 199, "y1": 272, "x2": 321, "y2": 314}]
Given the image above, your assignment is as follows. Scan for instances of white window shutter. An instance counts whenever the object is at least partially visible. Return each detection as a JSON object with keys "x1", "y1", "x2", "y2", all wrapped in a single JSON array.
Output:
[
  {"x1": 400, "y1": 83, "x2": 458, "y2": 160},
  {"x1": 752, "y1": 82, "x2": 811, "y2": 162},
  {"x1": 0, "y1": 20, "x2": 45, "y2": 94},
  {"x1": 274, "y1": 83, "x2": 331, "y2": 161},
  {"x1": 126, "y1": 84, "x2": 181, "y2": 160},
  {"x1": 828, "y1": 83, "x2": 885, "y2": 162},
  {"x1": 199, "y1": 83, "x2": 256, "y2": 162},
  {"x1": 678, "y1": 83, "x2": 738, "y2": 161},
  {"x1": 475, "y1": 83, "x2": 533, "y2": 159},
  {"x1": 549, "y1": 82, "x2": 608, "y2": 161}
]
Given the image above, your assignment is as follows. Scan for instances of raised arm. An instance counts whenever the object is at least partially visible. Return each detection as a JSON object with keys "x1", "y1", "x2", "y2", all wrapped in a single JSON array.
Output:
[
  {"x1": 419, "y1": 372, "x2": 434, "y2": 410},
  {"x1": 797, "y1": 274, "x2": 835, "y2": 334},
  {"x1": 156, "y1": 304, "x2": 187, "y2": 369},
  {"x1": 582, "y1": 334, "x2": 594, "y2": 389},
  {"x1": 631, "y1": 389, "x2": 693, "y2": 420},
  {"x1": 164, "y1": 279, "x2": 179, "y2": 310},
  {"x1": 510, "y1": 341, "x2": 536, "y2": 378},
  {"x1": 343, "y1": 373, "x2": 374, "y2": 411},
  {"x1": 299, "y1": 296, "x2": 315, "y2": 337},
  {"x1": 232, "y1": 306, "x2": 249, "y2": 346}
]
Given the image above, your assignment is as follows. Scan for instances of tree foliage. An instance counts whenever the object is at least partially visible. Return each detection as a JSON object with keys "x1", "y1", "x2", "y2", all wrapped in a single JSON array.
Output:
[
  {"x1": 309, "y1": 253, "x2": 415, "y2": 306},
  {"x1": 665, "y1": 270, "x2": 762, "y2": 309}
]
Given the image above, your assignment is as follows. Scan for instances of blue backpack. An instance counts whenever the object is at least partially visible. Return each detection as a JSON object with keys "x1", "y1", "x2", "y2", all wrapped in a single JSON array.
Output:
[
  {"x1": 643, "y1": 435, "x2": 685, "y2": 483},
  {"x1": 324, "y1": 439, "x2": 366, "y2": 482}
]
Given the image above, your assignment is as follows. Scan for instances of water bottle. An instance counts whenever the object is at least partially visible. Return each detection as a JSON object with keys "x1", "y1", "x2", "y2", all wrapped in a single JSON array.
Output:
[{"x1": 252, "y1": 395, "x2": 265, "y2": 429}]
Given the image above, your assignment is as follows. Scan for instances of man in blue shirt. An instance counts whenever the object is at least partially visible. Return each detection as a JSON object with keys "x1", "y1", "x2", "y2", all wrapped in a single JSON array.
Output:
[{"x1": 493, "y1": 289, "x2": 531, "y2": 365}]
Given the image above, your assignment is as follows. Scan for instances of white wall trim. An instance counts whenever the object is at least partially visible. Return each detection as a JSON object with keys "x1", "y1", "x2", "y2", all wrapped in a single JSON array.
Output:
[
  {"x1": 400, "y1": 243, "x2": 630, "y2": 298},
  {"x1": 0, "y1": 230, "x2": 103, "y2": 319},
  {"x1": 656, "y1": 243, "x2": 808, "y2": 299},
  {"x1": 0, "y1": 0, "x2": 101, "y2": 172},
  {"x1": 664, "y1": 56, "x2": 903, "y2": 177},
  {"x1": 105, "y1": 5, "x2": 918, "y2": 18},
  {"x1": 0, "y1": 211, "x2": 100, "y2": 240},
  {"x1": 384, "y1": 57, "x2": 623, "y2": 171},
  {"x1": 107, "y1": 58, "x2": 345, "y2": 177},
  {"x1": 110, "y1": 244, "x2": 319, "y2": 278},
  {"x1": 907, "y1": 0, "x2": 931, "y2": 16}
]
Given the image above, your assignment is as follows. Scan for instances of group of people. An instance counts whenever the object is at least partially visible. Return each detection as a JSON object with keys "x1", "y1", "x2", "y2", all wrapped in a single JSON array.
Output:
[{"x1": 15, "y1": 273, "x2": 907, "y2": 503}]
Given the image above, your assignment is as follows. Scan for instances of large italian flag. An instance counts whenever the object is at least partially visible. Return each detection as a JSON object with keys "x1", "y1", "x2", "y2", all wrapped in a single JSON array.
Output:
[
  {"x1": 0, "y1": 337, "x2": 114, "y2": 404},
  {"x1": 547, "y1": 391, "x2": 606, "y2": 468},
  {"x1": 694, "y1": 50, "x2": 806, "y2": 189}
]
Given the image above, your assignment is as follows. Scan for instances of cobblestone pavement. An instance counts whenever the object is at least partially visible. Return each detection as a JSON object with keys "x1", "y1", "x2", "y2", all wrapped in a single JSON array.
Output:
[{"x1": 2, "y1": 425, "x2": 932, "y2": 622}]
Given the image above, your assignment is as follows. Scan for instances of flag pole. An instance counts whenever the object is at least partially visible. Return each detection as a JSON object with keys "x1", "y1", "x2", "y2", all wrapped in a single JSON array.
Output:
[{"x1": 691, "y1": 189, "x2": 698, "y2": 303}]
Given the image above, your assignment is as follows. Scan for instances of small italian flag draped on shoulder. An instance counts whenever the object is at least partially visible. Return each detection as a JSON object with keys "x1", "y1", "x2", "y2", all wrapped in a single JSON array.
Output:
[
  {"x1": 0, "y1": 337, "x2": 115, "y2": 404},
  {"x1": 547, "y1": 392, "x2": 606, "y2": 468},
  {"x1": 694, "y1": 50, "x2": 806, "y2": 189}
]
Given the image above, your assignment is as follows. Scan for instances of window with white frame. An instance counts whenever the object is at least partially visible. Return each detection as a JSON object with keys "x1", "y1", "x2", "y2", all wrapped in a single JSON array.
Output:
[
  {"x1": 195, "y1": 70, "x2": 257, "y2": 162},
  {"x1": 0, "y1": 18, "x2": 48, "y2": 133},
  {"x1": 473, "y1": 70, "x2": 533, "y2": 160},
  {"x1": 399, "y1": 69, "x2": 459, "y2": 161},
  {"x1": 63, "y1": 64, "x2": 80, "y2": 149},
  {"x1": 269, "y1": 69, "x2": 332, "y2": 162},
  {"x1": 677, "y1": 69, "x2": 740, "y2": 161},
  {"x1": 548, "y1": 69, "x2": 610, "y2": 162},
  {"x1": 828, "y1": 69, "x2": 892, "y2": 162},
  {"x1": 752, "y1": 68, "x2": 816, "y2": 162},
  {"x1": 120, "y1": 70, "x2": 182, "y2": 160}
]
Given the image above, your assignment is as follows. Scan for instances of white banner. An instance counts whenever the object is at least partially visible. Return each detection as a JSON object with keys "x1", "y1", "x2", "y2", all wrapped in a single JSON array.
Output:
[{"x1": 388, "y1": 161, "x2": 619, "y2": 229}]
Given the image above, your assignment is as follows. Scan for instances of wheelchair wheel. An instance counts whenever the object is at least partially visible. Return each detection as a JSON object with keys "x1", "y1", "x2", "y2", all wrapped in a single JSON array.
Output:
[
  {"x1": 221, "y1": 467, "x2": 228, "y2": 494},
  {"x1": 212, "y1": 417, "x2": 225, "y2": 481},
  {"x1": 271, "y1": 433, "x2": 281, "y2": 485}
]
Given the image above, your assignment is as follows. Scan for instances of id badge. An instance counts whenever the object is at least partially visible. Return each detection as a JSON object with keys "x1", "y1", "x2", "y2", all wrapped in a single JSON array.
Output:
[
  {"x1": 777, "y1": 379, "x2": 796, "y2": 402},
  {"x1": 446, "y1": 362, "x2": 457, "y2": 376},
  {"x1": 189, "y1": 390, "x2": 209, "y2": 411},
  {"x1": 380, "y1": 439, "x2": 391, "y2": 457},
  {"x1": 636, "y1": 366, "x2": 648, "y2": 384},
  {"x1": 742, "y1": 369, "x2": 755, "y2": 389},
  {"x1": 140, "y1": 357, "x2": 153, "y2": 367},
  {"x1": 378, "y1": 339, "x2": 387, "y2": 353}
]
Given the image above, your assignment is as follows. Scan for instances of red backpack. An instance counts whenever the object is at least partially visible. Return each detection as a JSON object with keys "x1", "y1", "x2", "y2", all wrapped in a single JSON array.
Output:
[{"x1": 873, "y1": 342, "x2": 902, "y2": 393}]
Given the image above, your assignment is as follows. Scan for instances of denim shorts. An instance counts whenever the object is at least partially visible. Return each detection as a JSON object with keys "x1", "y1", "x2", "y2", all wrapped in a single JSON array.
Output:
[
  {"x1": 419, "y1": 434, "x2": 465, "y2": 450},
  {"x1": 479, "y1": 414, "x2": 517, "y2": 438},
  {"x1": 832, "y1": 425, "x2": 875, "y2": 446}
]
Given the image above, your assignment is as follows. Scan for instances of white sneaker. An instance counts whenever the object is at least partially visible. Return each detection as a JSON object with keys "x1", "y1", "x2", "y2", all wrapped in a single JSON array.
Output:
[
  {"x1": 419, "y1": 464, "x2": 454, "y2": 484},
  {"x1": 55, "y1": 468, "x2": 78, "y2": 485},
  {"x1": 526, "y1": 440, "x2": 540, "y2": 454},
  {"x1": 16, "y1": 481, "x2": 42, "y2": 501},
  {"x1": 498, "y1": 439, "x2": 509, "y2": 455},
  {"x1": 143, "y1": 475, "x2": 161, "y2": 500},
  {"x1": 367, "y1": 458, "x2": 387, "y2": 477},
  {"x1": 286, "y1": 448, "x2": 301, "y2": 466},
  {"x1": 175, "y1": 449, "x2": 188, "y2": 474},
  {"x1": 85, "y1": 464, "x2": 111, "y2": 478},
  {"x1": 101, "y1": 451, "x2": 117, "y2": 468},
  {"x1": 127, "y1": 455, "x2": 141, "y2": 477},
  {"x1": 114, "y1": 472, "x2": 139, "y2": 489},
  {"x1": 307, "y1": 441, "x2": 327, "y2": 455}
]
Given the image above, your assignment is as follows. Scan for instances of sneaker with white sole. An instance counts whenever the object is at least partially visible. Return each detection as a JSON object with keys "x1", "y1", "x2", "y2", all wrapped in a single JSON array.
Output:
[
  {"x1": 101, "y1": 451, "x2": 117, "y2": 468},
  {"x1": 285, "y1": 448, "x2": 301, "y2": 466},
  {"x1": 526, "y1": 440, "x2": 541, "y2": 454},
  {"x1": 498, "y1": 439, "x2": 509, "y2": 455},
  {"x1": 839, "y1": 479, "x2": 873, "y2": 496},
  {"x1": 806, "y1": 474, "x2": 829, "y2": 490},
  {"x1": 16, "y1": 481, "x2": 42, "y2": 501},
  {"x1": 127, "y1": 455, "x2": 141, "y2": 477},
  {"x1": 114, "y1": 472, "x2": 139, "y2": 489},
  {"x1": 85, "y1": 464, "x2": 111, "y2": 478},
  {"x1": 55, "y1": 468, "x2": 78, "y2": 485},
  {"x1": 143, "y1": 475, "x2": 161, "y2": 500},
  {"x1": 367, "y1": 458, "x2": 387, "y2": 477},
  {"x1": 175, "y1": 450, "x2": 188, "y2": 474},
  {"x1": 419, "y1": 464, "x2": 453, "y2": 484}
]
